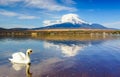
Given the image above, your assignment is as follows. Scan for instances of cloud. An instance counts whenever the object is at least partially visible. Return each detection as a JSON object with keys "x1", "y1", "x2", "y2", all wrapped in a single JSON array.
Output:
[
  {"x1": 0, "y1": 10, "x2": 38, "y2": 19},
  {"x1": 103, "y1": 21, "x2": 120, "y2": 28},
  {"x1": 0, "y1": 0, "x2": 22, "y2": 5},
  {"x1": 25, "y1": 0, "x2": 77, "y2": 11},
  {"x1": 43, "y1": 20, "x2": 52, "y2": 26},
  {"x1": 43, "y1": 20, "x2": 61, "y2": 26},
  {"x1": 0, "y1": 0, "x2": 77, "y2": 12},
  {"x1": 0, "y1": 24, "x2": 36, "y2": 28},
  {"x1": 18, "y1": 15, "x2": 38, "y2": 19},
  {"x1": 103, "y1": 21, "x2": 120, "y2": 26},
  {"x1": 0, "y1": 10, "x2": 18, "y2": 16},
  {"x1": 43, "y1": 13, "x2": 88, "y2": 26}
]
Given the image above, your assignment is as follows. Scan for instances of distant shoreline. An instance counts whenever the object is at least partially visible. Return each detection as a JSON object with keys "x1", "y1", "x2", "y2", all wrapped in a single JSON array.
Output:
[{"x1": 0, "y1": 28, "x2": 120, "y2": 37}]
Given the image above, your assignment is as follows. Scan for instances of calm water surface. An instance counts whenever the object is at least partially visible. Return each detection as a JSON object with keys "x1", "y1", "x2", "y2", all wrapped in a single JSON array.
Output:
[{"x1": 0, "y1": 37, "x2": 120, "y2": 77}]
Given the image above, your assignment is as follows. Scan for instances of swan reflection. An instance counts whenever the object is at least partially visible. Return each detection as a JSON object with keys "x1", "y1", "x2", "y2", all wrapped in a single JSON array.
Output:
[
  {"x1": 11, "y1": 63, "x2": 32, "y2": 77},
  {"x1": 44, "y1": 41, "x2": 91, "y2": 57}
]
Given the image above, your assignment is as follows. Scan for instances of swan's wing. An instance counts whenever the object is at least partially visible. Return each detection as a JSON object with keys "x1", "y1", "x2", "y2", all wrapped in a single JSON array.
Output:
[{"x1": 12, "y1": 52, "x2": 26, "y2": 60}]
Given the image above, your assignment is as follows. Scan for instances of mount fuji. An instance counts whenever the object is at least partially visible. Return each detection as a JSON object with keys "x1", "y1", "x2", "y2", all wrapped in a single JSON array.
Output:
[{"x1": 34, "y1": 14, "x2": 107, "y2": 30}]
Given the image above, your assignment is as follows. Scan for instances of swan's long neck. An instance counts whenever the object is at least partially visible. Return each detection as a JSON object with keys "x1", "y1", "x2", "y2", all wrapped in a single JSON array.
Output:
[{"x1": 26, "y1": 52, "x2": 30, "y2": 63}]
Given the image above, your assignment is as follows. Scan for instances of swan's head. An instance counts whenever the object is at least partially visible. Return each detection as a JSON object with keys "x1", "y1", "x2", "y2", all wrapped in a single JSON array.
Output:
[{"x1": 27, "y1": 49, "x2": 32, "y2": 55}]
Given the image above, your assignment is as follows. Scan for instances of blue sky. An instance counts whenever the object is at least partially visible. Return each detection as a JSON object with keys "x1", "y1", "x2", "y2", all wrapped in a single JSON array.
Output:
[{"x1": 0, "y1": 0, "x2": 120, "y2": 29}]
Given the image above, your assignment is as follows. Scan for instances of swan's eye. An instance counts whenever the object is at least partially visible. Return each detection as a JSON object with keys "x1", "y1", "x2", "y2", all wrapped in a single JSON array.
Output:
[{"x1": 30, "y1": 50, "x2": 32, "y2": 53}]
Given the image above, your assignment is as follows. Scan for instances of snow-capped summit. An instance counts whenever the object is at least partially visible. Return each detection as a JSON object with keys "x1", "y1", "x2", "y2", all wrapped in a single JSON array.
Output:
[
  {"x1": 35, "y1": 13, "x2": 107, "y2": 29},
  {"x1": 61, "y1": 14, "x2": 88, "y2": 24}
]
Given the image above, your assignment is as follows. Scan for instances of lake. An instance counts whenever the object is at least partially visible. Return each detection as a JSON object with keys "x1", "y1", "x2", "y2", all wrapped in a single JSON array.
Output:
[{"x1": 0, "y1": 36, "x2": 120, "y2": 77}]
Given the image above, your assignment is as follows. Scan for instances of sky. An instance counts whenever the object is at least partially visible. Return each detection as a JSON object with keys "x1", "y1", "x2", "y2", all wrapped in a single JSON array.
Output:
[{"x1": 0, "y1": 0, "x2": 120, "y2": 29}]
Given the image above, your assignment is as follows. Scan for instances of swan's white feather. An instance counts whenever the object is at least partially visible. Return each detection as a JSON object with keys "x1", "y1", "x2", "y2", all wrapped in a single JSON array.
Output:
[
  {"x1": 9, "y1": 49, "x2": 32, "y2": 64},
  {"x1": 12, "y1": 52, "x2": 26, "y2": 60}
]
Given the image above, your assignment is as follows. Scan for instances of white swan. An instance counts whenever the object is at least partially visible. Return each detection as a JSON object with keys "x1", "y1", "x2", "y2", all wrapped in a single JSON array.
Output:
[{"x1": 9, "y1": 49, "x2": 32, "y2": 64}]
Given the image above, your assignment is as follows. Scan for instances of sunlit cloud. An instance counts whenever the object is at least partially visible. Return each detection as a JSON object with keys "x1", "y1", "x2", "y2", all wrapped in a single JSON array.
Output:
[
  {"x1": 42, "y1": 13, "x2": 88, "y2": 26},
  {"x1": 0, "y1": 10, "x2": 38, "y2": 19},
  {"x1": 43, "y1": 20, "x2": 61, "y2": 26},
  {"x1": 43, "y1": 20, "x2": 52, "y2": 26}
]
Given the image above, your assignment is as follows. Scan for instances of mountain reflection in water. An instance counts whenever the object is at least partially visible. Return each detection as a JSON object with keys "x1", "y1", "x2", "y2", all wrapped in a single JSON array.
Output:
[
  {"x1": 44, "y1": 41, "x2": 92, "y2": 57},
  {"x1": 0, "y1": 37, "x2": 120, "y2": 77}
]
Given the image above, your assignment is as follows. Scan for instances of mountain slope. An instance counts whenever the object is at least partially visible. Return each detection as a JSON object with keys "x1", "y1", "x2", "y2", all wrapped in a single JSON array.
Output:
[
  {"x1": 34, "y1": 13, "x2": 107, "y2": 30},
  {"x1": 35, "y1": 23, "x2": 107, "y2": 29}
]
